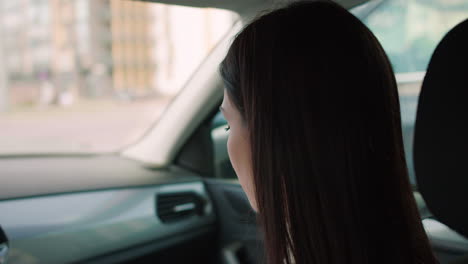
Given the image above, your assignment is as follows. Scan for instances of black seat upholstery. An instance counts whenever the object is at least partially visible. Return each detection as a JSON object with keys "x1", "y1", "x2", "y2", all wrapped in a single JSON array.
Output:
[{"x1": 414, "y1": 18, "x2": 468, "y2": 261}]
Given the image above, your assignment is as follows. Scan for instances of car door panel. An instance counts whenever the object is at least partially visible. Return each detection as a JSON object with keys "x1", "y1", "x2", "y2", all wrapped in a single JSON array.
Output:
[{"x1": 205, "y1": 179, "x2": 263, "y2": 264}]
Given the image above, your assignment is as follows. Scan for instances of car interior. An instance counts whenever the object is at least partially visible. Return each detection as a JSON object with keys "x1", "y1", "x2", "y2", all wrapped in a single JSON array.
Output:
[{"x1": 0, "y1": 0, "x2": 467, "y2": 263}]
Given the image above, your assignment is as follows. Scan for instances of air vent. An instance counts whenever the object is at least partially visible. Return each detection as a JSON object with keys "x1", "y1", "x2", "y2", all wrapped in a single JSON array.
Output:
[{"x1": 156, "y1": 192, "x2": 205, "y2": 223}]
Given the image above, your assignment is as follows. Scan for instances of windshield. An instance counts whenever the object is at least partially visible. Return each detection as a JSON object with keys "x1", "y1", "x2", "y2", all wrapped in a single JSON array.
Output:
[{"x1": 0, "y1": 0, "x2": 237, "y2": 154}]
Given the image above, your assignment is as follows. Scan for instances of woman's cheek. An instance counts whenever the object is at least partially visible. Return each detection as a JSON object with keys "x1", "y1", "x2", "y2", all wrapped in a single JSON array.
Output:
[
  {"x1": 226, "y1": 132, "x2": 239, "y2": 177},
  {"x1": 227, "y1": 129, "x2": 257, "y2": 211}
]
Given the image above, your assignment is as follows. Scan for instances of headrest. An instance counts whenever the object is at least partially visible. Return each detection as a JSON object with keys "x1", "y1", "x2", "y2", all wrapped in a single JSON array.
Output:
[{"x1": 414, "y1": 18, "x2": 468, "y2": 238}]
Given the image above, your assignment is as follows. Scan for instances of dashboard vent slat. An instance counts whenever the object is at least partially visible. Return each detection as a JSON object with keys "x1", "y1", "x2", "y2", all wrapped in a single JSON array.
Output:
[{"x1": 156, "y1": 192, "x2": 204, "y2": 223}]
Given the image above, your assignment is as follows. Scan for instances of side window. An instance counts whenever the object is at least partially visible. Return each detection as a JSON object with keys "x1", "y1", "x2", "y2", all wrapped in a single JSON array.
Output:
[{"x1": 355, "y1": 0, "x2": 468, "y2": 184}]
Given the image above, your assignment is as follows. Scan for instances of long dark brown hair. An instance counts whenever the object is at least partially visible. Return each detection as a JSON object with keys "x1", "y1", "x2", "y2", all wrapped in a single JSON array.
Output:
[{"x1": 219, "y1": 1, "x2": 437, "y2": 264}]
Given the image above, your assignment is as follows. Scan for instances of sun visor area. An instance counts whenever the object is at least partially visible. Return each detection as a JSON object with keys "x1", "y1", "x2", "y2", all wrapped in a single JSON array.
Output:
[{"x1": 135, "y1": 0, "x2": 370, "y2": 13}]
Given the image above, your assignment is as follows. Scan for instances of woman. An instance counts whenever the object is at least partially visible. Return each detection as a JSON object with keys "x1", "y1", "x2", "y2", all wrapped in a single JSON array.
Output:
[{"x1": 219, "y1": 1, "x2": 437, "y2": 264}]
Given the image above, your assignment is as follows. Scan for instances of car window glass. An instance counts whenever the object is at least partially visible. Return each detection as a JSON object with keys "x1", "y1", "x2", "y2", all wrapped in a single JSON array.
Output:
[
  {"x1": 0, "y1": 0, "x2": 237, "y2": 154},
  {"x1": 354, "y1": 0, "x2": 468, "y2": 184}
]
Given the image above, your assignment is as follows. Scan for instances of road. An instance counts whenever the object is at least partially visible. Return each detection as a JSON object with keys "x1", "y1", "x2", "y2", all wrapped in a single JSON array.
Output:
[{"x1": 0, "y1": 97, "x2": 172, "y2": 154}]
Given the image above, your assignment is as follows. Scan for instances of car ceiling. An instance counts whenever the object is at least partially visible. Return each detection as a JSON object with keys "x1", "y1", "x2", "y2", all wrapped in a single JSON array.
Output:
[{"x1": 136, "y1": 0, "x2": 370, "y2": 13}]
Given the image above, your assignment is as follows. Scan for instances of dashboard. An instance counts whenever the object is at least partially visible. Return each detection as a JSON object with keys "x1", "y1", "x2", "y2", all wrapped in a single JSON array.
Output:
[{"x1": 0, "y1": 155, "x2": 216, "y2": 264}]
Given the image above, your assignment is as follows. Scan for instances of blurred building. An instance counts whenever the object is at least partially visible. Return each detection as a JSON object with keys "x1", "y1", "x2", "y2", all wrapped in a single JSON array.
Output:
[
  {"x1": 50, "y1": 0, "x2": 79, "y2": 103},
  {"x1": 110, "y1": 0, "x2": 156, "y2": 98},
  {"x1": 0, "y1": 0, "x2": 53, "y2": 104},
  {"x1": 74, "y1": 0, "x2": 113, "y2": 97},
  {"x1": 0, "y1": 0, "x2": 236, "y2": 107},
  {"x1": 30, "y1": 0, "x2": 52, "y2": 76},
  {"x1": 1, "y1": 0, "x2": 49, "y2": 79}
]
